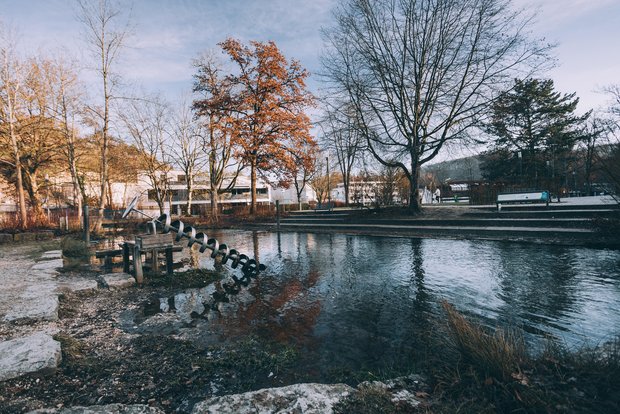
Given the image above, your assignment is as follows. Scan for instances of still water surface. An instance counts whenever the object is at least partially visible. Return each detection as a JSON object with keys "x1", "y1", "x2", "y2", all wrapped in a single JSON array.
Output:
[{"x1": 180, "y1": 230, "x2": 620, "y2": 377}]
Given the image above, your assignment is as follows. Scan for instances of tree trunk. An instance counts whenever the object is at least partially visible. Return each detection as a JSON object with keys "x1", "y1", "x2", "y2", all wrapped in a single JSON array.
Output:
[
  {"x1": 185, "y1": 175, "x2": 194, "y2": 216},
  {"x1": 250, "y1": 157, "x2": 257, "y2": 215},
  {"x1": 408, "y1": 161, "x2": 421, "y2": 213}
]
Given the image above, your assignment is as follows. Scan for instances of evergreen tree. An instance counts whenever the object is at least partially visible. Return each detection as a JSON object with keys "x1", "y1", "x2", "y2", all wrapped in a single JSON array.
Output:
[{"x1": 484, "y1": 78, "x2": 589, "y2": 188}]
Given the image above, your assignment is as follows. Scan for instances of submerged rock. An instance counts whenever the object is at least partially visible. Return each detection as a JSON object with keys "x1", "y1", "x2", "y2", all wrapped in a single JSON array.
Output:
[
  {"x1": 27, "y1": 404, "x2": 164, "y2": 413},
  {"x1": 191, "y1": 383, "x2": 354, "y2": 414},
  {"x1": 0, "y1": 333, "x2": 61, "y2": 382}
]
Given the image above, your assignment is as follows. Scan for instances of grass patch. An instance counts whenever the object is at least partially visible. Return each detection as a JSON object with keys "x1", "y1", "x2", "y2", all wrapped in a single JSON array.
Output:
[{"x1": 425, "y1": 301, "x2": 620, "y2": 413}]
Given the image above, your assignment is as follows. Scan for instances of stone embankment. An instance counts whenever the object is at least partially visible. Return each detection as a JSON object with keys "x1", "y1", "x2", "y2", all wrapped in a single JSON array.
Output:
[{"x1": 266, "y1": 197, "x2": 620, "y2": 247}]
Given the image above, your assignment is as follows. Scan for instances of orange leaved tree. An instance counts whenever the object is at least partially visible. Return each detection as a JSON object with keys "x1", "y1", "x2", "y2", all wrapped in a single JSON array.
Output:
[{"x1": 217, "y1": 38, "x2": 315, "y2": 215}]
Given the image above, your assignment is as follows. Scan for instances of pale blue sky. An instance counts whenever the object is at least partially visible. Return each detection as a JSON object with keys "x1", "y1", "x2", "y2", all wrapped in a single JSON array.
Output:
[{"x1": 1, "y1": 0, "x2": 618, "y2": 114}]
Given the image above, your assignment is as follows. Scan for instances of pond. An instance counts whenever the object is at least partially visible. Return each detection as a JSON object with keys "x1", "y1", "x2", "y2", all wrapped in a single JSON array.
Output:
[{"x1": 154, "y1": 230, "x2": 620, "y2": 380}]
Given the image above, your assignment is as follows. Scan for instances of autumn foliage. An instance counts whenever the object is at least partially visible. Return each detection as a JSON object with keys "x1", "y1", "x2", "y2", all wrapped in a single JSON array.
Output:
[{"x1": 194, "y1": 38, "x2": 316, "y2": 214}]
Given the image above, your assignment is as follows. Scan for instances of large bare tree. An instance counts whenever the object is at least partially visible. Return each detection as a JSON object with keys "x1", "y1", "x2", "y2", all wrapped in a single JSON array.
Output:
[
  {"x1": 168, "y1": 97, "x2": 207, "y2": 215},
  {"x1": 77, "y1": 0, "x2": 130, "y2": 230},
  {"x1": 0, "y1": 22, "x2": 28, "y2": 227},
  {"x1": 120, "y1": 96, "x2": 171, "y2": 215},
  {"x1": 322, "y1": 0, "x2": 553, "y2": 211}
]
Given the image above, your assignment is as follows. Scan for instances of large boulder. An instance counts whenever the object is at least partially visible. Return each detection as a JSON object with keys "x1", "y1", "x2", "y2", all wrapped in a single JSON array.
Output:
[
  {"x1": 191, "y1": 383, "x2": 354, "y2": 414},
  {"x1": 27, "y1": 404, "x2": 164, "y2": 413},
  {"x1": 0, "y1": 333, "x2": 61, "y2": 382}
]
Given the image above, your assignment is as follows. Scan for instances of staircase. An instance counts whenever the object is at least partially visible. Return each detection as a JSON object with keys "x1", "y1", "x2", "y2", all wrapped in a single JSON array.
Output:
[{"x1": 270, "y1": 202, "x2": 619, "y2": 247}]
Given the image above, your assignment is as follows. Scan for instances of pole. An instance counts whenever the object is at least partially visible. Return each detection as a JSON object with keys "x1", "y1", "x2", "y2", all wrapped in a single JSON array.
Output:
[
  {"x1": 276, "y1": 200, "x2": 280, "y2": 231},
  {"x1": 83, "y1": 205, "x2": 90, "y2": 243}
]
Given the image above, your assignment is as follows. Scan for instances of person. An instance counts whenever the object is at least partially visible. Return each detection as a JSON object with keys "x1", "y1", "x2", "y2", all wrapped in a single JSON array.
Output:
[{"x1": 434, "y1": 187, "x2": 441, "y2": 203}]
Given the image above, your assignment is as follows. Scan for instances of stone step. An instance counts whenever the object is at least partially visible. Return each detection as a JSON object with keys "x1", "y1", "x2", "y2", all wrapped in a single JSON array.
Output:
[{"x1": 280, "y1": 217, "x2": 595, "y2": 228}]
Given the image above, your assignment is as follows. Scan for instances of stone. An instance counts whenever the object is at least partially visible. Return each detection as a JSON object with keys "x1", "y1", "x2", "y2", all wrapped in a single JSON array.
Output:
[
  {"x1": 27, "y1": 404, "x2": 165, "y2": 413},
  {"x1": 0, "y1": 234, "x2": 13, "y2": 244},
  {"x1": 35, "y1": 231, "x2": 54, "y2": 241},
  {"x1": 101, "y1": 273, "x2": 136, "y2": 290},
  {"x1": 55, "y1": 279, "x2": 98, "y2": 293},
  {"x1": 3, "y1": 292, "x2": 59, "y2": 322},
  {"x1": 191, "y1": 383, "x2": 354, "y2": 414},
  {"x1": 0, "y1": 333, "x2": 61, "y2": 382},
  {"x1": 13, "y1": 233, "x2": 38, "y2": 242},
  {"x1": 32, "y1": 259, "x2": 64, "y2": 272},
  {"x1": 41, "y1": 250, "x2": 62, "y2": 260}
]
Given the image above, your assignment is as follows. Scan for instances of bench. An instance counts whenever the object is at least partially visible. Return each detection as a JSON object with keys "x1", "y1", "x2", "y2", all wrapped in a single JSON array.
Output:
[
  {"x1": 496, "y1": 191, "x2": 550, "y2": 210},
  {"x1": 121, "y1": 234, "x2": 177, "y2": 284}
]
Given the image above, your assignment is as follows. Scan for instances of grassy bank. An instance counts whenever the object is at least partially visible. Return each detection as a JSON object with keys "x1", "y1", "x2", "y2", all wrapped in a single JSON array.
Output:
[{"x1": 420, "y1": 302, "x2": 620, "y2": 413}]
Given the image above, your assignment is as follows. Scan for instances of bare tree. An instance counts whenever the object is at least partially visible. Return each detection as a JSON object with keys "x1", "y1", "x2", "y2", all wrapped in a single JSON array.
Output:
[
  {"x1": 320, "y1": 99, "x2": 365, "y2": 206},
  {"x1": 193, "y1": 54, "x2": 244, "y2": 220},
  {"x1": 120, "y1": 96, "x2": 171, "y2": 215},
  {"x1": 167, "y1": 97, "x2": 207, "y2": 215},
  {"x1": 0, "y1": 22, "x2": 28, "y2": 227},
  {"x1": 77, "y1": 0, "x2": 130, "y2": 230},
  {"x1": 47, "y1": 55, "x2": 87, "y2": 219},
  {"x1": 322, "y1": 0, "x2": 553, "y2": 211}
]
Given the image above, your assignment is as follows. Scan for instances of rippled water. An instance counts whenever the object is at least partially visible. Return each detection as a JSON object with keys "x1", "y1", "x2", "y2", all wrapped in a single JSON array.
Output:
[{"x1": 176, "y1": 230, "x2": 620, "y2": 377}]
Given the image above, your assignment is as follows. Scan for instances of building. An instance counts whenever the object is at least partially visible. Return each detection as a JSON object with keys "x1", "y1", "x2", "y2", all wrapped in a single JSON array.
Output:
[{"x1": 136, "y1": 170, "x2": 272, "y2": 215}]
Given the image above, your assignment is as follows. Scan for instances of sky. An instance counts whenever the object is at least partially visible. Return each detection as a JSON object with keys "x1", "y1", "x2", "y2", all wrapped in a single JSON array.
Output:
[{"x1": 1, "y1": 0, "x2": 618, "y2": 129}]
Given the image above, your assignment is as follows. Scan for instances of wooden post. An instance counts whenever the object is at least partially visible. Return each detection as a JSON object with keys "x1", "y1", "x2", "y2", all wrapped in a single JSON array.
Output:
[
  {"x1": 165, "y1": 247, "x2": 173, "y2": 275},
  {"x1": 151, "y1": 249, "x2": 160, "y2": 273},
  {"x1": 83, "y1": 205, "x2": 90, "y2": 243},
  {"x1": 122, "y1": 242, "x2": 130, "y2": 273},
  {"x1": 133, "y1": 244, "x2": 143, "y2": 284}
]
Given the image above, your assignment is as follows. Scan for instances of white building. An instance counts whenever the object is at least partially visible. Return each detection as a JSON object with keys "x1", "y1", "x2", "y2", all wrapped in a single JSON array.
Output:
[
  {"x1": 136, "y1": 170, "x2": 272, "y2": 215},
  {"x1": 271, "y1": 185, "x2": 317, "y2": 206}
]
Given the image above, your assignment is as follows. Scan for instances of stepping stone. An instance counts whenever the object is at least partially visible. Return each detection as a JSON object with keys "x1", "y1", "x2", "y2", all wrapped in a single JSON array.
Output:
[
  {"x1": 0, "y1": 333, "x2": 61, "y2": 382},
  {"x1": 3, "y1": 290, "x2": 59, "y2": 322},
  {"x1": 27, "y1": 403, "x2": 164, "y2": 413},
  {"x1": 31, "y1": 259, "x2": 63, "y2": 272},
  {"x1": 40, "y1": 250, "x2": 62, "y2": 260}
]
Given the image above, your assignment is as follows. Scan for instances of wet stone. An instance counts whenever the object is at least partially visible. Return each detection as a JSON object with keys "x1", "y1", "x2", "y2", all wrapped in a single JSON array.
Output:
[{"x1": 0, "y1": 333, "x2": 61, "y2": 382}]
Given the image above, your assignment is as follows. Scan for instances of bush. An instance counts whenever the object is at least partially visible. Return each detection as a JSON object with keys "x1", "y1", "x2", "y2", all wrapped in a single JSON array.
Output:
[{"x1": 60, "y1": 236, "x2": 90, "y2": 258}]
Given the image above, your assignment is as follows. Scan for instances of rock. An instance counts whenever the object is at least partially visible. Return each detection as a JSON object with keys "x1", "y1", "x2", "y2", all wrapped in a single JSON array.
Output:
[
  {"x1": 41, "y1": 250, "x2": 62, "y2": 260},
  {"x1": 0, "y1": 233, "x2": 12, "y2": 244},
  {"x1": 0, "y1": 333, "x2": 61, "y2": 382},
  {"x1": 355, "y1": 375, "x2": 424, "y2": 409},
  {"x1": 3, "y1": 291, "x2": 59, "y2": 322},
  {"x1": 101, "y1": 273, "x2": 135, "y2": 289},
  {"x1": 191, "y1": 383, "x2": 354, "y2": 414},
  {"x1": 13, "y1": 233, "x2": 38, "y2": 242},
  {"x1": 35, "y1": 231, "x2": 54, "y2": 241},
  {"x1": 31, "y1": 259, "x2": 63, "y2": 273},
  {"x1": 55, "y1": 279, "x2": 98, "y2": 293},
  {"x1": 27, "y1": 403, "x2": 165, "y2": 413}
]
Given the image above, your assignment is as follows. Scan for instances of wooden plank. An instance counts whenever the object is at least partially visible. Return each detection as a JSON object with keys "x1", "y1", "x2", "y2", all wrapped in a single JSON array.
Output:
[{"x1": 135, "y1": 233, "x2": 174, "y2": 249}]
